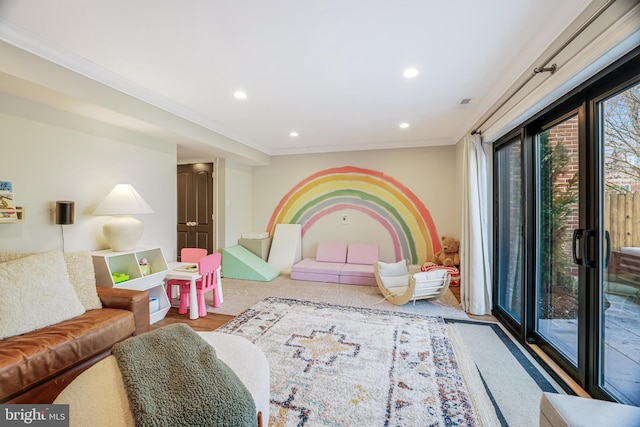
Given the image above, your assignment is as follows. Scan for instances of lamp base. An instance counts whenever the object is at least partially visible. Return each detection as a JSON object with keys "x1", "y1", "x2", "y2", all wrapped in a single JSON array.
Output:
[{"x1": 103, "y1": 216, "x2": 144, "y2": 252}]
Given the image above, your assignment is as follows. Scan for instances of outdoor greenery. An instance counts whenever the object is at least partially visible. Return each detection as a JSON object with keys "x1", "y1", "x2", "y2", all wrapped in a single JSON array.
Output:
[{"x1": 538, "y1": 130, "x2": 578, "y2": 319}]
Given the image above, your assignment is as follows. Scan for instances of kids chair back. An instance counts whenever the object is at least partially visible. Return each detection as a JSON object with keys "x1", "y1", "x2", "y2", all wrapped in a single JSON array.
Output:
[
  {"x1": 166, "y1": 247, "x2": 208, "y2": 301},
  {"x1": 180, "y1": 247, "x2": 208, "y2": 263},
  {"x1": 179, "y1": 252, "x2": 222, "y2": 317}
]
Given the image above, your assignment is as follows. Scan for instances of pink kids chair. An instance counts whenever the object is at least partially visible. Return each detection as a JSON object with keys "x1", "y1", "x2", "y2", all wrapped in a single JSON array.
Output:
[
  {"x1": 178, "y1": 252, "x2": 222, "y2": 316},
  {"x1": 165, "y1": 247, "x2": 207, "y2": 301}
]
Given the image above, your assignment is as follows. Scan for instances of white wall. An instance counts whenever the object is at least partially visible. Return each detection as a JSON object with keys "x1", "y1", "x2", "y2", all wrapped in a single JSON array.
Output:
[
  {"x1": 223, "y1": 159, "x2": 253, "y2": 247},
  {"x1": 0, "y1": 112, "x2": 177, "y2": 258},
  {"x1": 251, "y1": 147, "x2": 460, "y2": 262}
]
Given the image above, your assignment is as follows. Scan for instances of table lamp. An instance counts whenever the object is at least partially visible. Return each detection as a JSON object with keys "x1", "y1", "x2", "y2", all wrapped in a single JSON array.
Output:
[{"x1": 93, "y1": 184, "x2": 154, "y2": 251}]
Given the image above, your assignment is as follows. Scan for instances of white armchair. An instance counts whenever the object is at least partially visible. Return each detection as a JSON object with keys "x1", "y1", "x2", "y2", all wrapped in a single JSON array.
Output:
[
  {"x1": 540, "y1": 392, "x2": 640, "y2": 427},
  {"x1": 374, "y1": 260, "x2": 450, "y2": 306}
]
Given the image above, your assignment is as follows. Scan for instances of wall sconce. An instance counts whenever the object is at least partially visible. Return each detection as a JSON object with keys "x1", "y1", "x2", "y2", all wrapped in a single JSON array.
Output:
[
  {"x1": 55, "y1": 201, "x2": 75, "y2": 225},
  {"x1": 55, "y1": 201, "x2": 74, "y2": 252}
]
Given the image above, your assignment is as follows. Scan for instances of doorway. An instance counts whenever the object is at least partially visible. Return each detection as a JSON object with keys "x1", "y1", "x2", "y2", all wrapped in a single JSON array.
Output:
[{"x1": 177, "y1": 163, "x2": 215, "y2": 259}]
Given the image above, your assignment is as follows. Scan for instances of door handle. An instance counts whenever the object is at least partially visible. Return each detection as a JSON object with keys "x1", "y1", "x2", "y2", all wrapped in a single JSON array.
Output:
[
  {"x1": 572, "y1": 229, "x2": 584, "y2": 265},
  {"x1": 583, "y1": 229, "x2": 596, "y2": 268},
  {"x1": 572, "y1": 228, "x2": 598, "y2": 268},
  {"x1": 604, "y1": 230, "x2": 610, "y2": 268}
]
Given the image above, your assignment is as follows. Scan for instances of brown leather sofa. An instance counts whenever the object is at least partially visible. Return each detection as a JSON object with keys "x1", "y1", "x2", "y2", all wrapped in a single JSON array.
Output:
[{"x1": 0, "y1": 287, "x2": 150, "y2": 404}]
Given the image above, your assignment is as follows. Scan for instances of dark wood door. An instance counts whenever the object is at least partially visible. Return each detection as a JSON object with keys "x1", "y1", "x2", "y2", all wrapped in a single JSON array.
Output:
[{"x1": 177, "y1": 163, "x2": 214, "y2": 259}]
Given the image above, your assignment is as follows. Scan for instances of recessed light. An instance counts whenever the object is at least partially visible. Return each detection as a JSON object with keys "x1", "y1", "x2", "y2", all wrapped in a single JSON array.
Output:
[
  {"x1": 399, "y1": 122, "x2": 410, "y2": 129},
  {"x1": 403, "y1": 68, "x2": 419, "y2": 78},
  {"x1": 233, "y1": 91, "x2": 247, "y2": 99},
  {"x1": 289, "y1": 131, "x2": 299, "y2": 137}
]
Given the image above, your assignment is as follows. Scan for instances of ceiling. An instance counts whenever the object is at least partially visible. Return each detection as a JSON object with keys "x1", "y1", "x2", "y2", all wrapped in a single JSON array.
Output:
[{"x1": 0, "y1": 0, "x2": 595, "y2": 163}]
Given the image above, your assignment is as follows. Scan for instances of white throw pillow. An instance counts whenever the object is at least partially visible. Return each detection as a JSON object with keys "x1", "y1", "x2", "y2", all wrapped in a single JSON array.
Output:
[
  {"x1": 0, "y1": 250, "x2": 86, "y2": 339},
  {"x1": 381, "y1": 274, "x2": 410, "y2": 289},
  {"x1": 0, "y1": 251, "x2": 102, "y2": 310},
  {"x1": 377, "y1": 260, "x2": 409, "y2": 277},
  {"x1": 63, "y1": 251, "x2": 103, "y2": 310}
]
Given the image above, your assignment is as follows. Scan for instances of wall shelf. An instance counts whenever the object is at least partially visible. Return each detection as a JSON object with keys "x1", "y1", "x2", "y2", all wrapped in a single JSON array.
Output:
[{"x1": 0, "y1": 206, "x2": 24, "y2": 223}]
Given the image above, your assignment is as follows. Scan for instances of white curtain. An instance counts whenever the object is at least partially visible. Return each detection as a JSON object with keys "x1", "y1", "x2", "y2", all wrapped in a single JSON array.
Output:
[{"x1": 461, "y1": 133, "x2": 492, "y2": 315}]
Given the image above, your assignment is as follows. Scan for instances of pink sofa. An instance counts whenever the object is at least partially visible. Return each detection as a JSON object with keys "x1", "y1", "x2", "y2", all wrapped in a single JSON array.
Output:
[{"x1": 291, "y1": 242, "x2": 379, "y2": 286}]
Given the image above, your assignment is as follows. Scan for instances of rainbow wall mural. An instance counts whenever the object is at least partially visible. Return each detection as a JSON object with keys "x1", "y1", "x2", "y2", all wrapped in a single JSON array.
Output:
[{"x1": 266, "y1": 166, "x2": 440, "y2": 264}]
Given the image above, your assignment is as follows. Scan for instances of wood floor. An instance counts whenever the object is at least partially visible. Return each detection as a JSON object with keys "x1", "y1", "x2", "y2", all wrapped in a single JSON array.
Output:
[
  {"x1": 151, "y1": 308, "x2": 234, "y2": 332},
  {"x1": 450, "y1": 286, "x2": 460, "y2": 302}
]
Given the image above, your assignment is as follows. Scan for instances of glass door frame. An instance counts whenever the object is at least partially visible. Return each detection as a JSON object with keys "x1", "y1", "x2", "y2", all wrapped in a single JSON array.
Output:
[
  {"x1": 492, "y1": 47, "x2": 640, "y2": 402},
  {"x1": 589, "y1": 72, "x2": 640, "y2": 402},
  {"x1": 492, "y1": 129, "x2": 527, "y2": 339},
  {"x1": 527, "y1": 104, "x2": 588, "y2": 385}
]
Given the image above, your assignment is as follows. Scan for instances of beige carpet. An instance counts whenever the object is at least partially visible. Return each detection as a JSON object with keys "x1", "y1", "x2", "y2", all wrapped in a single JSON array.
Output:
[
  {"x1": 452, "y1": 321, "x2": 565, "y2": 427},
  {"x1": 199, "y1": 274, "x2": 468, "y2": 320}
]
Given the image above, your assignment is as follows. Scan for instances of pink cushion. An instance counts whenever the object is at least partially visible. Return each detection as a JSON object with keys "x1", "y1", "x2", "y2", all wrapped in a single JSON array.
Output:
[
  {"x1": 346, "y1": 243, "x2": 379, "y2": 265},
  {"x1": 339, "y1": 274, "x2": 377, "y2": 286},
  {"x1": 340, "y1": 263, "x2": 375, "y2": 277},
  {"x1": 316, "y1": 242, "x2": 348, "y2": 263},
  {"x1": 291, "y1": 271, "x2": 340, "y2": 283},
  {"x1": 291, "y1": 258, "x2": 344, "y2": 274},
  {"x1": 291, "y1": 258, "x2": 341, "y2": 283}
]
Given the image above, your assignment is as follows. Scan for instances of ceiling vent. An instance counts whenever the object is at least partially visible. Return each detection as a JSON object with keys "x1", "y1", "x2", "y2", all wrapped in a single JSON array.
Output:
[{"x1": 455, "y1": 98, "x2": 473, "y2": 109}]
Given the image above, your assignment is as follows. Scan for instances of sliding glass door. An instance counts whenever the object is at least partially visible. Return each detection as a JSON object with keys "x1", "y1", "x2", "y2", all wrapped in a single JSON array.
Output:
[
  {"x1": 495, "y1": 137, "x2": 524, "y2": 325},
  {"x1": 493, "y1": 50, "x2": 640, "y2": 404},
  {"x1": 535, "y1": 112, "x2": 581, "y2": 367},
  {"x1": 598, "y1": 80, "x2": 640, "y2": 405}
]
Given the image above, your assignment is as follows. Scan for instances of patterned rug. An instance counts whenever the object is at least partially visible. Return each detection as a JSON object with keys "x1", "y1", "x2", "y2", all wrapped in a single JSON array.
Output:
[{"x1": 218, "y1": 297, "x2": 499, "y2": 426}]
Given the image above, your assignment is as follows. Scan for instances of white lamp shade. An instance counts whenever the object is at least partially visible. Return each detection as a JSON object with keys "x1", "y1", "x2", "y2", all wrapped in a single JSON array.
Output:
[
  {"x1": 93, "y1": 184, "x2": 153, "y2": 215},
  {"x1": 94, "y1": 184, "x2": 153, "y2": 251}
]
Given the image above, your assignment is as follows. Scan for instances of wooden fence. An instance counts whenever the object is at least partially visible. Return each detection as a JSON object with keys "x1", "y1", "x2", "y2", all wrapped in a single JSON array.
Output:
[{"x1": 605, "y1": 192, "x2": 640, "y2": 251}]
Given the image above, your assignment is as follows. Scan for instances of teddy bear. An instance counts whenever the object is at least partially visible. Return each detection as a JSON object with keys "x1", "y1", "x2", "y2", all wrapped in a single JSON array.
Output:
[{"x1": 431, "y1": 236, "x2": 460, "y2": 267}]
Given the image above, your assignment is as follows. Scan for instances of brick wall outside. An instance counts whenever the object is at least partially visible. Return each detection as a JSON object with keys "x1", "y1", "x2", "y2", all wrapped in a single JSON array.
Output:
[{"x1": 547, "y1": 115, "x2": 579, "y2": 278}]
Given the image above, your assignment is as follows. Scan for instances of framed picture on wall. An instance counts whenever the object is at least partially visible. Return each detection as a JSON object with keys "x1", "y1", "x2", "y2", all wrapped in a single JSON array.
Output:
[{"x1": 0, "y1": 181, "x2": 17, "y2": 220}]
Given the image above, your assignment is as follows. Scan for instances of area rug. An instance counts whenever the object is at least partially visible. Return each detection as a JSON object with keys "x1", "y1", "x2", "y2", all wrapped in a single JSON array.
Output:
[{"x1": 218, "y1": 297, "x2": 499, "y2": 426}]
